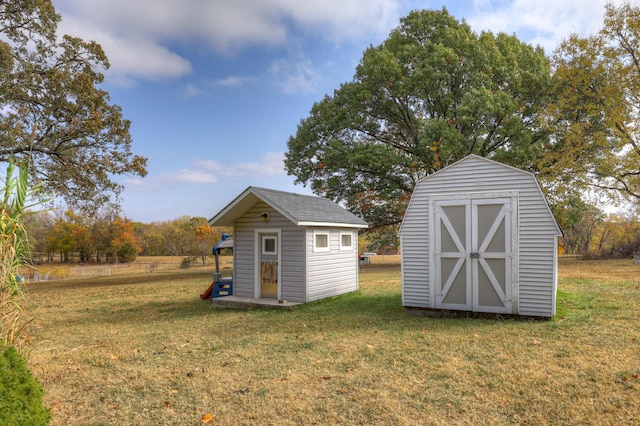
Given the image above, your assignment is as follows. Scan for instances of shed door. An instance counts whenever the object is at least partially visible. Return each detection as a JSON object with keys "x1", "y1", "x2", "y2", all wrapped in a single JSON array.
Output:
[
  {"x1": 258, "y1": 233, "x2": 279, "y2": 299},
  {"x1": 434, "y1": 197, "x2": 514, "y2": 314}
]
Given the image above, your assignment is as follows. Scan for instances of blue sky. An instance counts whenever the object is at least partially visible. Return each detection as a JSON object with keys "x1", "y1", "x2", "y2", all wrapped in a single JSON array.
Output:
[{"x1": 51, "y1": 0, "x2": 621, "y2": 223}]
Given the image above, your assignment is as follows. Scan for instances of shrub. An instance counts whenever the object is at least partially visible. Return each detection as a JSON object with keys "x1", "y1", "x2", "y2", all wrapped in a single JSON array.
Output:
[
  {"x1": 179, "y1": 256, "x2": 194, "y2": 269},
  {"x1": 0, "y1": 345, "x2": 51, "y2": 425},
  {"x1": 116, "y1": 242, "x2": 138, "y2": 263}
]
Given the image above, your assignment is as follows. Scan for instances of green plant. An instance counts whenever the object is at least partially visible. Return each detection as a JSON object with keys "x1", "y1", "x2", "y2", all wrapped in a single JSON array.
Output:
[
  {"x1": 116, "y1": 242, "x2": 138, "y2": 263},
  {"x1": 179, "y1": 256, "x2": 198, "y2": 269},
  {"x1": 0, "y1": 162, "x2": 44, "y2": 348},
  {"x1": 0, "y1": 345, "x2": 51, "y2": 425}
]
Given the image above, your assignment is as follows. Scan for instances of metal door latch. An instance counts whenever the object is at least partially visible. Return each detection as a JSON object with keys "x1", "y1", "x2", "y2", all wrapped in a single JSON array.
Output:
[{"x1": 470, "y1": 252, "x2": 480, "y2": 258}]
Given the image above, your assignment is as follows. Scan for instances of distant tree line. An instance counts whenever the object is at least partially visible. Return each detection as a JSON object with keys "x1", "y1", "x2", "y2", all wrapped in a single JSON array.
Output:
[
  {"x1": 553, "y1": 200, "x2": 640, "y2": 259},
  {"x1": 23, "y1": 209, "x2": 227, "y2": 264}
]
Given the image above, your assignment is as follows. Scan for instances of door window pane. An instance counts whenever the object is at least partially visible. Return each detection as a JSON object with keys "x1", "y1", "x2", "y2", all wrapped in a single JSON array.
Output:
[{"x1": 262, "y1": 236, "x2": 277, "y2": 255}]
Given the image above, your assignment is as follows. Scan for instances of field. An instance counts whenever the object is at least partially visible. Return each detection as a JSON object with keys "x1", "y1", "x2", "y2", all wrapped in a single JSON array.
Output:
[{"x1": 24, "y1": 257, "x2": 640, "y2": 425}]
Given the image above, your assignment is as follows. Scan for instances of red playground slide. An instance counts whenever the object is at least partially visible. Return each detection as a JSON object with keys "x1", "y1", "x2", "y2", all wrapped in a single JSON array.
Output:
[{"x1": 200, "y1": 282, "x2": 214, "y2": 299}]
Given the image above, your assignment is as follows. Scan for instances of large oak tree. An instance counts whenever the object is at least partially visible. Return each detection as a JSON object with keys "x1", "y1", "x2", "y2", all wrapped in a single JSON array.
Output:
[
  {"x1": 285, "y1": 8, "x2": 551, "y2": 240},
  {"x1": 540, "y1": 2, "x2": 640, "y2": 204},
  {"x1": 0, "y1": 0, "x2": 147, "y2": 212}
]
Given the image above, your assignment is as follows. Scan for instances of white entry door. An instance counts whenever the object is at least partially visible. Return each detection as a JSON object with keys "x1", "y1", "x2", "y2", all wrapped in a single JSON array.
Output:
[
  {"x1": 258, "y1": 232, "x2": 279, "y2": 299},
  {"x1": 433, "y1": 196, "x2": 515, "y2": 314}
]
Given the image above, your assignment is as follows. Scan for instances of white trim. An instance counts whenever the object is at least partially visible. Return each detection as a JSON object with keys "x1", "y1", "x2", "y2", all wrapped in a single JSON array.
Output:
[
  {"x1": 298, "y1": 221, "x2": 368, "y2": 229},
  {"x1": 254, "y1": 228, "x2": 282, "y2": 299},
  {"x1": 551, "y1": 236, "x2": 558, "y2": 317},
  {"x1": 339, "y1": 231, "x2": 354, "y2": 251},
  {"x1": 430, "y1": 192, "x2": 519, "y2": 314},
  {"x1": 261, "y1": 235, "x2": 277, "y2": 255},
  {"x1": 313, "y1": 230, "x2": 330, "y2": 252}
]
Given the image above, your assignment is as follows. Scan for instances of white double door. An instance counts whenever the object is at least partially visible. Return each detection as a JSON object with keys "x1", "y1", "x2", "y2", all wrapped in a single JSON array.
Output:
[{"x1": 432, "y1": 196, "x2": 517, "y2": 314}]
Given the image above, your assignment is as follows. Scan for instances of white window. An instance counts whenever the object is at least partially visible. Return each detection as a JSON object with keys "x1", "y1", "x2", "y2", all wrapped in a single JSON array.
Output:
[
  {"x1": 313, "y1": 231, "x2": 330, "y2": 252},
  {"x1": 262, "y1": 236, "x2": 277, "y2": 255},
  {"x1": 340, "y1": 232, "x2": 354, "y2": 251}
]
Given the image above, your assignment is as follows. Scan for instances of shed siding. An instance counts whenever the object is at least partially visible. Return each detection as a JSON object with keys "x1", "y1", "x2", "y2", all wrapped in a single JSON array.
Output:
[
  {"x1": 305, "y1": 228, "x2": 359, "y2": 302},
  {"x1": 399, "y1": 156, "x2": 560, "y2": 317},
  {"x1": 233, "y1": 201, "x2": 306, "y2": 302}
]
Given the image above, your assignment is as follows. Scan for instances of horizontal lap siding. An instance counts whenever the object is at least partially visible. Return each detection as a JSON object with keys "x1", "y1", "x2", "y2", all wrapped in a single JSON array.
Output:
[
  {"x1": 234, "y1": 201, "x2": 305, "y2": 302},
  {"x1": 399, "y1": 156, "x2": 561, "y2": 317},
  {"x1": 306, "y1": 229, "x2": 359, "y2": 302},
  {"x1": 233, "y1": 222, "x2": 255, "y2": 298},
  {"x1": 400, "y1": 190, "x2": 430, "y2": 307},
  {"x1": 281, "y1": 227, "x2": 305, "y2": 302}
]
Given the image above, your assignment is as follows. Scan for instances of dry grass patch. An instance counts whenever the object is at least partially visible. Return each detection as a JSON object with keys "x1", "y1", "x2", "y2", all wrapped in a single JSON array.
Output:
[
  {"x1": 20, "y1": 255, "x2": 233, "y2": 281},
  {"x1": 24, "y1": 259, "x2": 640, "y2": 425}
]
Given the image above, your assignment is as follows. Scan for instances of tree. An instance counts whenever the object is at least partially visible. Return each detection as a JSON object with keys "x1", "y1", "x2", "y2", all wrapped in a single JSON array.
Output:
[
  {"x1": 195, "y1": 222, "x2": 220, "y2": 266},
  {"x1": 550, "y1": 195, "x2": 604, "y2": 255},
  {"x1": 0, "y1": 0, "x2": 147, "y2": 212},
  {"x1": 48, "y1": 215, "x2": 75, "y2": 262},
  {"x1": 110, "y1": 216, "x2": 141, "y2": 263},
  {"x1": 285, "y1": 8, "x2": 551, "y2": 239},
  {"x1": 540, "y1": 2, "x2": 640, "y2": 204},
  {"x1": 22, "y1": 210, "x2": 54, "y2": 262}
]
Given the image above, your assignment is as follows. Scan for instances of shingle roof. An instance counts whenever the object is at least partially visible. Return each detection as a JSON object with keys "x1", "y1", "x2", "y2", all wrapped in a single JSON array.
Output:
[{"x1": 209, "y1": 186, "x2": 368, "y2": 228}]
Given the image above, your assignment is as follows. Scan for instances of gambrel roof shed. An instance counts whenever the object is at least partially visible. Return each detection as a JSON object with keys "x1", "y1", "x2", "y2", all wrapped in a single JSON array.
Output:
[
  {"x1": 398, "y1": 155, "x2": 562, "y2": 318},
  {"x1": 209, "y1": 187, "x2": 367, "y2": 304}
]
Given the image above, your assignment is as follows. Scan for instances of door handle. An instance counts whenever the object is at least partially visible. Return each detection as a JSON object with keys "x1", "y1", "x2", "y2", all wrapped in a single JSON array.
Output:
[{"x1": 470, "y1": 252, "x2": 480, "y2": 258}]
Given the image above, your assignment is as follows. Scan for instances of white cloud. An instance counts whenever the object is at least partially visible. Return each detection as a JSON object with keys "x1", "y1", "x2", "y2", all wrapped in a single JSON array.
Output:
[
  {"x1": 269, "y1": 58, "x2": 321, "y2": 94},
  {"x1": 56, "y1": 14, "x2": 192, "y2": 85},
  {"x1": 52, "y1": 0, "x2": 400, "y2": 84},
  {"x1": 466, "y1": 0, "x2": 629, "y2": 52},
  {"x1": 214, "y1": 76, "x2": 255, "y2": 88},
  {"x1": 168, "y1": 169, "x2": 219, "y2": 184},
  {"x1": 196, "y1": 151, "x2": 287, "y2": 178},
  {"x1": 126, "y1": 152, "x2": 286, "y2": 192},
  {"x1": 180, "y1": 83, "x2": 208, "y2": 98}
]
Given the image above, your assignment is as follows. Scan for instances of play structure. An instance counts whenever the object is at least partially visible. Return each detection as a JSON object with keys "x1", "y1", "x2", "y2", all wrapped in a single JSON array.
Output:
[{"x1": 199, "y1": 234, "x2": 233, "y2": 299}]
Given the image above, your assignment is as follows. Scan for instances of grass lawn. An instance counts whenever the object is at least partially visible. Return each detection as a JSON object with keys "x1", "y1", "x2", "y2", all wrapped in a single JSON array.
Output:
[{"x1": 25, "y1": 257, "x2": 640, "y2": 425}]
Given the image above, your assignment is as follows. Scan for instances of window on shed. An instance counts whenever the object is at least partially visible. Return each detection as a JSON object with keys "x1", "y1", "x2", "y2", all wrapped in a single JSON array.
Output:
[
  {"x1": 262, "y1": 236, "x2": 277, "y2": 255},
  {"x1": 340, "y1": 232, "x2": 353, "y2": 251},
  {"x1": 313, "y1": 231, "x2": 330, "y2": 252}
]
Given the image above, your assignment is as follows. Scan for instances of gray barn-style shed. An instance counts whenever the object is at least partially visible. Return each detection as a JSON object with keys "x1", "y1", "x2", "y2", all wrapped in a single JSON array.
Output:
[
  {"x1": 209, "y1": 187, "x2": 368, "y2": 303},
  {"x1": 398, "y1": 155, "x2": 562, "y2": 318}
]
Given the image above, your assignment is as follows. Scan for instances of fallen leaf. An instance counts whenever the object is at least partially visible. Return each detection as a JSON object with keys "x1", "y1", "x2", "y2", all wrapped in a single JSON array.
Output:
[
  {"x1": 321, "y1": 376, "x2": 330, "y2": 380},
  {"x1": 201, "y1": 412, "x2": 214, "y2": 424},
  {"x1": 164, "y1": 401, "x2": 171, "y2": 409},
  {"x1": 110, "y1": 354, "x2": 120, "y2": 360}
]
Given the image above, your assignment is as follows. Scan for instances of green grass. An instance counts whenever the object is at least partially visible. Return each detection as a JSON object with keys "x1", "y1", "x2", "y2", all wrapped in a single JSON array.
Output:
[{"x1": 24, "y1": 260, "x2": 640, "y2": 425}]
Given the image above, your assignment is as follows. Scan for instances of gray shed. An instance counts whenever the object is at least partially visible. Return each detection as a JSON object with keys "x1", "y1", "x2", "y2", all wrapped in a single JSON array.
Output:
[
  {"x1": 209, "y1": 186, "x2": 368, "y2": 303},
  {"x1": 398, "y1": 155, "x2": 562, "y2": 318}
]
